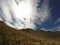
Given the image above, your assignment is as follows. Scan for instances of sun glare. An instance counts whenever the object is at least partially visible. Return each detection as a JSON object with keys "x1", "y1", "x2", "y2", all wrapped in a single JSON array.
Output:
[{"x1": 14, "y1": 1, "x2": 33, "y2": 20}]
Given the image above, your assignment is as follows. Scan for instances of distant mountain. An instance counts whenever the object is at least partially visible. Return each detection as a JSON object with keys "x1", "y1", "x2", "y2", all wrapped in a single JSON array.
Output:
[{"x1": 0, "y1": 21, "x2": 60, "y2": 45}]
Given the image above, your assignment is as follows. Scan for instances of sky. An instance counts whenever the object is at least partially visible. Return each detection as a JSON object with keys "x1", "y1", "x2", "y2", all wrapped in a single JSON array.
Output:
[
  {"x1": 35, "y1": 0, "x2": 60, "y2": 31},
  {"x1": 39, "y1": 0, "x2": 60, "y2": 31},
  {"x1": 0, "y1": 0, "x2": 60, "y2": 31}
]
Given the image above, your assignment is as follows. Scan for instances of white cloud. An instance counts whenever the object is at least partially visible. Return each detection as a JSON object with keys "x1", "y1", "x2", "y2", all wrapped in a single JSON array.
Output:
[
  {"x1": 55, "y1": 25, "x2": 60, "y2": 31},
  {"x1": 0, "y1": 0, "x2": 51, "y2": 30},
  {"x1": 54, "y1": 18, "x2": 60, "y2": 24},
  {"x1": 49, "y1": 25, "x2": 60, "y2": 31},
  {"x1": 36, "y1": 0, "x2": 51, "y2": 23}
]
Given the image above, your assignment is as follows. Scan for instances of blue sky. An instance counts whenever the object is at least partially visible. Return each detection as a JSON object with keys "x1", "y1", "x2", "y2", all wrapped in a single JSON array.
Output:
[{"x1": 36, "y1": 0, "x2": 60, "y2": 31}]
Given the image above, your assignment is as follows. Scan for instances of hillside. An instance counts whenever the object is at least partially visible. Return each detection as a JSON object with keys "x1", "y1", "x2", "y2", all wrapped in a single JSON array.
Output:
[{"x1": 0, "y1": 21, "x2": 60, "y2": 45}]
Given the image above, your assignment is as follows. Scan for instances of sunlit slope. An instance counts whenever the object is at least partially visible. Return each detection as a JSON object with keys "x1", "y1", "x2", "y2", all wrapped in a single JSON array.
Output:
[{"x1": 0, "y1": 21, "x2": 60, "y2": 45}]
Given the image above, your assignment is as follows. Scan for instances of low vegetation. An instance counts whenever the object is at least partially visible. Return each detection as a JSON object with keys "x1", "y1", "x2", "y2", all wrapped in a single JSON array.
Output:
[{"x1": 0, "y1": 21, "x2": 60, "y2": 45}]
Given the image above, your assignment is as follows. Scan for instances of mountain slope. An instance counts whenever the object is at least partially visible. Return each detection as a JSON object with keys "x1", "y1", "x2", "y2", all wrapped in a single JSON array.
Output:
[{"x1": 0, "y1": 21, "x2": 60, "y2": 45}]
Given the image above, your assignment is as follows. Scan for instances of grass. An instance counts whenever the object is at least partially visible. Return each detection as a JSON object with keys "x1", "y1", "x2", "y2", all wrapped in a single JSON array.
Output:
[{"x1": 0, "y1": 21, "x2": 60, "y2": 45}]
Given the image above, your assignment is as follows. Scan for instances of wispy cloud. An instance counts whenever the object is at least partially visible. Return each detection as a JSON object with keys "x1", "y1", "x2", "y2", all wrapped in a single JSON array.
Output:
[
  {"x1": 49, "y1": 25, "x2": 60, "y2": 31},
  {"x1": 54, "y1": 18, "x2": 60, "y2": 24}
]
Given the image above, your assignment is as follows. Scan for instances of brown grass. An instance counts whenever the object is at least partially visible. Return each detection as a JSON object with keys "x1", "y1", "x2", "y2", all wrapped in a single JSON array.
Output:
[{"x1": 0, "y1": 21, "x2": 60, "y2": 45}]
